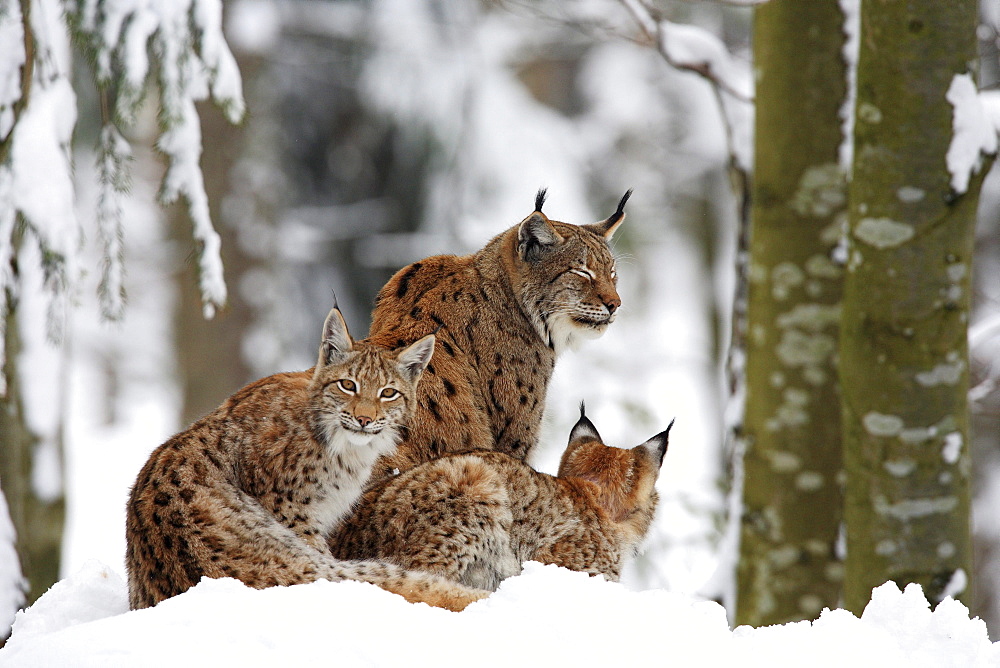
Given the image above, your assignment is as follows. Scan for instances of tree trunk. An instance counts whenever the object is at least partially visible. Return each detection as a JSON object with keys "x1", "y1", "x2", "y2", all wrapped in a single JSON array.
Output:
[
  {"x1": 737, "y1": 0, "x2": 848, "y2": 627},
  {"x1": 0, "y1": 288, "x2": 65, "y2": 609},
  {"x1": 841, "y1": 0, "x2": 985, "y2": 613}
]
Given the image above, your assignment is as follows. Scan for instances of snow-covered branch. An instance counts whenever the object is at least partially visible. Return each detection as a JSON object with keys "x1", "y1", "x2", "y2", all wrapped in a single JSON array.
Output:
[
  {"x1": 70, "y1": 0, "x2": 245, "y2": 317},
  {"x1": 619, "y1": 0, "x2": 752, "y2": 103},
  {"x1": 95, "y1": 125, "x2": 130, "y2": 321},
  {"x1": 946, "y1": 74, "x2": 998, "y2": 195},
  {"x1": 617, "y1": 0, "x2": 753, "y2": 173},
  {"x1": 0, "y1": 0, "x2": 246, "y2": 395}
]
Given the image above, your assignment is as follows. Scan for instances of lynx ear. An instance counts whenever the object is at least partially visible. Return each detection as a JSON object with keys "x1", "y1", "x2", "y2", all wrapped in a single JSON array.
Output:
[
  {"x1": 395, "y1": 334, "x2": 436, "y2": 383},
  {"x1": 586, "y1": 189, "x2": 632, "y2": 239},
  {"x1": 318, "y1": 307, "x2": 353, "y2": 368},
  {"x1": 568, "y1": 401, "x2": 602, "y2": 444},
  {"x1": 638, "y1": 417, "x2": 673, "y2": 468},
  {"x1": 518, "y1": 211, "x2": 564, "y2": 261}
]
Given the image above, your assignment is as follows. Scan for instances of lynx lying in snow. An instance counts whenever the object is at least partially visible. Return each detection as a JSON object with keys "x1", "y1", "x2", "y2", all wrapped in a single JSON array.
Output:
[{"x1": 332, "y1": 404, "x2": 672, "y2": 590}]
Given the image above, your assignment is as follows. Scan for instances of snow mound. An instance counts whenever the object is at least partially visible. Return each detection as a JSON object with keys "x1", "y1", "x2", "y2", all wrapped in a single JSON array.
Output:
[{"x1": 1, "y1": 561, "x2": 997, "y2": 667}]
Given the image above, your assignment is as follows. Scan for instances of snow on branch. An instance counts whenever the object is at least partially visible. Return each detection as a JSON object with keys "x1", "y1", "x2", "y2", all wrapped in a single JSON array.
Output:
[
  {"x1": 619, "y1": 0, "x2": 752, "y2": 102},
  {"x1": 618, "y1": 0, "x2": 753, "y2": 172},
  {"x1": 0, "y1": 0, "x2": 245, "y2": 393},
  {"x1": 70, "y1": 0, "x2": 246, "y2": 317},
  {"x1": 0, "y1": 0, "x2": 79, "y2": 397},
  {"x1": 946, "y1": 74, "x2": 998, "y2": 195},
  {"x1": 158, "y1": 98, "x2": 226, "y2": 318},
  {"x1": 95, "y1": 125, "x2": 131, "y2": 321}
]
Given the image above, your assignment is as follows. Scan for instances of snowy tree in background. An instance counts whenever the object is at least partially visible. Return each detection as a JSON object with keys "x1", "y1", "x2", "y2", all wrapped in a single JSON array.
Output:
[{"x1": 0, "y1": 0, "x2": 244, "y2": 639}]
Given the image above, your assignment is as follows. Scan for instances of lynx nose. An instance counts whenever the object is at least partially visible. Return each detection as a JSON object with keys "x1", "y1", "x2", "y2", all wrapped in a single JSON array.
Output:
[
  {"x1": 355, "y1": 415, "x2": 373, "y2": 428},
  {"x1": 604, "y1": 296, "x2": 620, "y2": 315}
]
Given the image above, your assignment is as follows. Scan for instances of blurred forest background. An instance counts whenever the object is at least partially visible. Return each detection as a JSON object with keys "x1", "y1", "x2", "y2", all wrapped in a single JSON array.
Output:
[{"x1": 3, "y1": 0, "x2": 1000, "y2": 643}]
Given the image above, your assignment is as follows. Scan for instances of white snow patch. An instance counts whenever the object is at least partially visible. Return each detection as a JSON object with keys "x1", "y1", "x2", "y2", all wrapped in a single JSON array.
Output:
[
  {"x1": 1, "y1": 563, "x2": 998, "y2": 666},
  {"x1": 658, "y1": 20, "x2": 753, "y2": 102},
  {"x1": 942, "y1": 432, "x2": 963, "y2": 465},
  {"x1": 946, "y1": 74, "x2": 998, "y2": 195},
  {"x1": 838, "y1": 0, "x2": 860, "y2": 171},
  {"x1": 10, "y1": 78, "x2": 79, "y2": 286},
  {"x1": 157, "y1": 97, "x2": 227, "y2": 318},
  {"x1": 0, "y1": 486, "x2": 26, "y2": 640},
  {"x1": 0, "y1": 3, "x2": 25, "y2": 140},
  {"x1": 940, "y1": 569, "x2": 969, "y2": 600}
]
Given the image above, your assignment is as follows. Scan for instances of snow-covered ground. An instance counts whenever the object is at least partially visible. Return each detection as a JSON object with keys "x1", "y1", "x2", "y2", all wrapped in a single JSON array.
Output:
[{"x1": 1, "y1": 560, "x2": 997, "y2": 667}]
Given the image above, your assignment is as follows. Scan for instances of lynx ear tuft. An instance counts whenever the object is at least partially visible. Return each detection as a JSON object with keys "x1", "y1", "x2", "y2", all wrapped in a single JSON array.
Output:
[
  {"x1": 640, "y1": 417, "x2": 673, "y2": 468},
  {"x1": 568, "y1": 402, "x2": 602, "y2": 444},
  {"x1": 318, "y1": 306, "x2": 353, "y2": 368},
  {"x1": 534, "y1": 187, "x2": 548, "y2": 213},
  {"x1": 517, "y1": 211, "x2": 564, "y2": 261},
  {"x1": 396, "y1": 334, "x2": 436, "y2": 382},
  {"x1": 587, "y1": 189, "x2": 632, "y2": 239}
]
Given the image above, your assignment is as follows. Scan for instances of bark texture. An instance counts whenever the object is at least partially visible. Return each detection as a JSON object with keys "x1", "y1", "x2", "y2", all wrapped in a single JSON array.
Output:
[
  {"x1": 841, "y1": 0, "x2": 985, "y2": 613},
  {"x1": 736, "y1": 0, "x2": 849, "y2": 627}
]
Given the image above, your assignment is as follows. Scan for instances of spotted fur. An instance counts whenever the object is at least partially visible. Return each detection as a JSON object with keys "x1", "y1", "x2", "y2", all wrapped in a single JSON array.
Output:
[
  {"x1": 331, "y1": 406, "x2": 672, "y2": 591},
  {"x1": 125, "y1": 307, "x2": 487, "y2": 611},
  {"x1": 364, "y1": 189, "x2": 631, "y2": 479}
]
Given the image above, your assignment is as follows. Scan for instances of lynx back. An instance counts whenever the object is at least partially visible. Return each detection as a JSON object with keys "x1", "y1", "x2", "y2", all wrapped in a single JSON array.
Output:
[
  {"x1": 331, "y1": 405, "x2": 672, "y2": 591},
  {"x1": 365, "y1": 189, "x2": 632, "y2": 479}
]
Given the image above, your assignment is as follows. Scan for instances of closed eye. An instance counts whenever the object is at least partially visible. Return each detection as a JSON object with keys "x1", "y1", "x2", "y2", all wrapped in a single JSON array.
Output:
[
  {"x1": 568, "y1": 267, "x2": 595, "y2": 281},
  {"x1": 337, "y1": 379, "x2": 357, "y2": 394},
  {"x1": 380, "y1": 387, "x2": 401, "y2": 401}
]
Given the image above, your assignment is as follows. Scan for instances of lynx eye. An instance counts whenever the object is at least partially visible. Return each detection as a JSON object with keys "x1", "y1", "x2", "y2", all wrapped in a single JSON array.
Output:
[
  {"x1": 337, "y1": 379, "x2": 357, "y2": 394},
  {"x1": 568, "y1": 267, "x2": 595, "y2": 281},
  {"x1": 380, "y1": 387, "x2": 401, "y2": 401}
]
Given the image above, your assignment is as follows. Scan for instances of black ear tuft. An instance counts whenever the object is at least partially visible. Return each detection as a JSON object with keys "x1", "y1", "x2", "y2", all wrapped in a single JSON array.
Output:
[
  {"x1": 535, "y1": 187, "x2": 548, "y2": 213},
  {"x1": 585, "y1": 189, "x2": 632, "y2": 239},
  {"x1": 604, "y1": 189, "x2": 633, "y2": 228},
  {"x1": 613, "y1": 189, "x2": 633, "y2": 222},
  {"x1": 569, "y1": 402, "x2": 602, "y2": 444},
  {"x1": 642, "y1": 417, "x2": 674, "y2": 468}
]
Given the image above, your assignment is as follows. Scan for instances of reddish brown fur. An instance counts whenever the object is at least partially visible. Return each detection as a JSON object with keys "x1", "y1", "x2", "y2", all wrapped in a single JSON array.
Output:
[
  {"x1": 363, "y1": 198, "x2": 626, "y2": 481},
  {"x1": 331, "y1": 415, "x2": 670, "y2": 591},
  {"x1": 125, "y1": 309, "x2": 487, "y2": 612}
]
